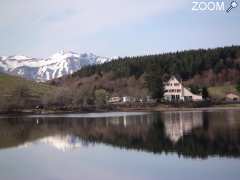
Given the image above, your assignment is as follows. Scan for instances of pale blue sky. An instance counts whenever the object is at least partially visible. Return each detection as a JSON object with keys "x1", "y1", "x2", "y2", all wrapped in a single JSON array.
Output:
[{"x1": 0, "y1": 0, "x2": 239, "y2": 58}]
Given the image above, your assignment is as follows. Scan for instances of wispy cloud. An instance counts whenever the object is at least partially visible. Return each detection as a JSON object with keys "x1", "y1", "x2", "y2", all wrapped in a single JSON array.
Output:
[
  {"x1": 1, "y1": 0, "x2": 186, "y2": 28},
  {"x1": 0, "y1": 0, "x2": 188, "y2": 56},
  {"x1": 0, "y1": 0, "x2": 238, "y2": 57}
]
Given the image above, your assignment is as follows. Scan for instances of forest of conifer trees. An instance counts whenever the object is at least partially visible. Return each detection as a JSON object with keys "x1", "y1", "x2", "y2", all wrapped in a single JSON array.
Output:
[{"x1": 69, "y1": 46, "x2": 240, "y2": 83}]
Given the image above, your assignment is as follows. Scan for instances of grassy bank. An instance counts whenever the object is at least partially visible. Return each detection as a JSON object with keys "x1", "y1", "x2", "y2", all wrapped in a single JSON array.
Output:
[
  {"x1": 0, "y1": 74, "x2": 54, "y2": 97},
  {"x1": 208, "y1": 85, "x2": 239, "y2": 99},
  {"x1": 0, "y1": 74, "x2": 56, "y2": 112}
]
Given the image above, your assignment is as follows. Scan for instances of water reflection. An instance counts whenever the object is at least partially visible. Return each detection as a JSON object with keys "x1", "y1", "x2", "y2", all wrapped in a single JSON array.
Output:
[
  {"x1": 163, "y1": 111, "x2": 203, "y2": 143},
  {"x1": 18, "y1": 135, "x2": 82, "y2": 152},
  {"x1": 0, "y1": 110, "x2": 240, "y2": 158}
]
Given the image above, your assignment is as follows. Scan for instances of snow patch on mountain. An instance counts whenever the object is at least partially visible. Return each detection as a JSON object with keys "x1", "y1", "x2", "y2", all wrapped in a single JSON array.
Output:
[
  {"x1": 0, "y1": 56, "x2": 7, "y2": 61},
  {"x1": 9, "y1": 55, "x2": 31, "y2": 60}
]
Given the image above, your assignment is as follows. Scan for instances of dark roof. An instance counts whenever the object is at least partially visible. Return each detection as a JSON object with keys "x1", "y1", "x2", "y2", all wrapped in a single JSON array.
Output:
[{"x1": 167, "y1": 75, "x2": 182, "y2": 82}]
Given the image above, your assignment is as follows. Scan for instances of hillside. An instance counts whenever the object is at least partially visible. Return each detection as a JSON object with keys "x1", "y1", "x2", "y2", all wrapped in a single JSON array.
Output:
[
  {"x1": 208, "y1": 85, "x2": 240, "y2": 99},
  {"x1": 62, "y1": 46, "x2": 240, "y2": 84},
  {"x1": 0, "y1": 74, "x2": 53, "y2": 96},
  {"x1": 0, "y1": 74, "x2": 55, "y2": 111},
  {"x1": 50, "y1": 46, "x2": 240, "y2": 100}
]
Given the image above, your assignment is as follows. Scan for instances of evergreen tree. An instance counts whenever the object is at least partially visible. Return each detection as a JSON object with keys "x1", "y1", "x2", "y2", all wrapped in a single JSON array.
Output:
[
  {"x1": 190, "y1": 84, "x2": 201, "y2": 94},
  {"x1": 145, "y1": 66, "x2": 165, "y2": 102},
  {"x1": 202, "y1": 87, "x2": 209, "y2": 100},
  {"x1": 236, "y1": 80, "x2": 240, "y2": 93},
  {"x1": 95, "y1": 89, "x2": 108, "y2": 107}
]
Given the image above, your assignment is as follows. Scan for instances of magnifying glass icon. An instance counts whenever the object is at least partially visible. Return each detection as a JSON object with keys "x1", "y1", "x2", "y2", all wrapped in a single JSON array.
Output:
[{"x1": 226, "y1": 1, "x2": 238, "y2": 13}]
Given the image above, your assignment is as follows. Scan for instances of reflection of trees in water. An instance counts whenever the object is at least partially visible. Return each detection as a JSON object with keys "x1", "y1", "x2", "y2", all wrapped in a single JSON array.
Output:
[
  {"x1": 163, "y1": 110, "x2": 240, "y2": 158},
  {"x1": 0, "y1": 111, "x2": 240, "y2": 158}
]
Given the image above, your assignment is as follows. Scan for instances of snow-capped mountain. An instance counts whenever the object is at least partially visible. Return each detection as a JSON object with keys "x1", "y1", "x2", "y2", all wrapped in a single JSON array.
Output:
[{"x1": 0, "y1": 51, "x2": 110, "y2": 81}]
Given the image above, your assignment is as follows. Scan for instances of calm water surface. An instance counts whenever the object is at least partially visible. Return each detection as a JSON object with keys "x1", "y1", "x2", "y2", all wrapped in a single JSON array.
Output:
[{"x1": 0, "y1": 110, "x2": 240, "y2": 180}]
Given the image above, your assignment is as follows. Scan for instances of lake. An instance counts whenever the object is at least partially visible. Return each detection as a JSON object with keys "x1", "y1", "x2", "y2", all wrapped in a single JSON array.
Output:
[{"x1": 0, "y1": 110, "x2": 240, "y2": 180}]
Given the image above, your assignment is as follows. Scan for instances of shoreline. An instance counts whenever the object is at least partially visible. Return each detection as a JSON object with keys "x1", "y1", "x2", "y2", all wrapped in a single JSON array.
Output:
[
  {"x1": 118, "y1": 106, "x2": 240, "y2": 113},
  {"x1": 1, "y1": 103, "x2": 240, "y2": 115}
]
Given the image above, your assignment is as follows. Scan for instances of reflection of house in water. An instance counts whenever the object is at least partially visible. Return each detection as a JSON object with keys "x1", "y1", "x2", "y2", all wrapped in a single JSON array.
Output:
[{"x1": 163, "y1": 111, "x2": 203, "y2": 143}]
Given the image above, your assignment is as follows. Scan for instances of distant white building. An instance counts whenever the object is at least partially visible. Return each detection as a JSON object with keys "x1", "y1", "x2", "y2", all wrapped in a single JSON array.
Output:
[
  {"x1": 225, "y1": 93, "x2": 240, "y2": 102},
  {"x1": 164, "y1": 76, "x2": 203, "y2": 102},
  {"x1": 108, "y1": 96, "x2": 139, "y2": 104},
  {"x1": 122, "y1": 96, "x2": 132, "y2": 103},
  {"x1": 108, "y1": 97, "x2": 121, "y2": 103},
  {"x1": 108, "y1": 96, "x2": 136, "y2": 104}
]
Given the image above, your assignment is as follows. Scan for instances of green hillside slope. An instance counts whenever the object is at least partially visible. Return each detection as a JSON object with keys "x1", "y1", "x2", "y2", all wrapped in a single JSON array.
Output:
[
  {"x1": 208, "y1": 85, "x2": 240, "y2": 99},
  {"x1": 0, "y1": 74, "x2": 56, "y2": 111},
  {"x1": 0, "y1": 74, "x2": 53, "y2": 97}
]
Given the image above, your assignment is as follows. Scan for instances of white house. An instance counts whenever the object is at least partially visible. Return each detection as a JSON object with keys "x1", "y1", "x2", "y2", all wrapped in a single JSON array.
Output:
[{"x1": 164, "y1": 76, "x2": 203, "y2": 102}]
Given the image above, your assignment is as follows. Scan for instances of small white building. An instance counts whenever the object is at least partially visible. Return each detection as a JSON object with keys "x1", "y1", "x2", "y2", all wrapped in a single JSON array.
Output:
[
  {"x1": 225, "y1": 93, "x2": 240, "y2": 102},
  {"x1": 122, "y1": 96, "x2": 132, "y2": 103},
  {"x1": 108, "y1": 96, "x2": 136, "y2": 103},
  {"x1": 108, "y1": 96, "x2": 121, "y2": 103},
  {"x1": 164, "y1": 76, "x2": 203, "y2": 102}
]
